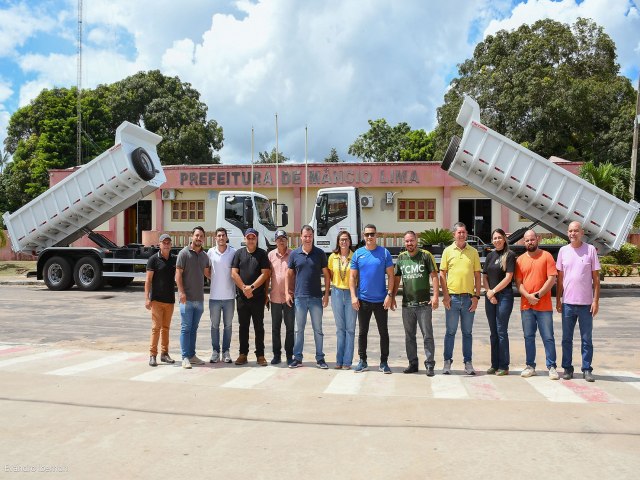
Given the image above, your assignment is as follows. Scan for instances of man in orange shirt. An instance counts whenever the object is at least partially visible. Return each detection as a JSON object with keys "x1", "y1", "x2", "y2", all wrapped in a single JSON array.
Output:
[{"x1": 514, "y1": 230, "x2": 559, "y2": 380}]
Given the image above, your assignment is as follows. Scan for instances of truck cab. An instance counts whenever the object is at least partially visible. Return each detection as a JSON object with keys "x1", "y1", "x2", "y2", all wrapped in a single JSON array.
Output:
[
  {"x1": 215, "y1": 191, "x2": 288, "y2": 251},
  {"x1": 311, "y1": 186, "x2": 362, "y2": 253}
]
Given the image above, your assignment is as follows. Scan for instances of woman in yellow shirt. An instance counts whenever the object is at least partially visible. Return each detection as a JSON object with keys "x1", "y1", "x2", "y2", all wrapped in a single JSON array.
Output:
[{"x1": 328, "y1": 231, "x2": 356, "y2": 369}]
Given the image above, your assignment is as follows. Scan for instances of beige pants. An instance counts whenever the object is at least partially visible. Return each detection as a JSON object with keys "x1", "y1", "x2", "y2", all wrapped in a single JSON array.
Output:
[{"x1": 150, "y1": 301, "x2": 174, "y2": 356}]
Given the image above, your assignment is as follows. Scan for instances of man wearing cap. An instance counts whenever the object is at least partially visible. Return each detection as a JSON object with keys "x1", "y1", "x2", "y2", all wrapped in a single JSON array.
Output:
[
  {"x1": 266, "y1": 229, "x2": 294, "y2": 365},
  {"x1": 231, "y1": 228, "x2": 271, "y2": 366},
  {"x1": 145, "y1": 233, "x2": 177, "y2": 367},
  {"x1": 206, "y1": 227, "x2": 236, "y2": 364},
  {"x1": 176, "y1": 226, "x2": 211, "y2": 369},
  {"x1": 286, "y1": 225, "x2": 331, "y2": 369}
]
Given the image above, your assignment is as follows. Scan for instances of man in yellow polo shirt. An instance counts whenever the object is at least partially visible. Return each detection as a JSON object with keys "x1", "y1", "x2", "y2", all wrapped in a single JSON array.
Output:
[{"x1": 439, "y1": 222, "x2": 481, "y2": 375}]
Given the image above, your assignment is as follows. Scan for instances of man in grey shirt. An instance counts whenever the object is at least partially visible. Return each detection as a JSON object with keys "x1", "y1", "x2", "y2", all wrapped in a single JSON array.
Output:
[{"x1": 176, "y1": 226, "x2": 211, "y2": 369}]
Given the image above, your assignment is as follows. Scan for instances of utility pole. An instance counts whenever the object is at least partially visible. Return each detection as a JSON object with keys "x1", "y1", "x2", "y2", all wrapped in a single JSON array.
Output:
[
  {"x1": 630, "y1": 75, "x2": 639, "y2": 199},
  {"x1": 76, "y1": 0, "x2": 83, "y2": 166}
]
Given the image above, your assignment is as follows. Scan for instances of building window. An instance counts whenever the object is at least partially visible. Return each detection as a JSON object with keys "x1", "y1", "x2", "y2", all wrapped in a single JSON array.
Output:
[
  {"x1": 172, "y1": 200, "x2": 205, "y2": 221},
  {"x1": 398, "y1": 199, "x2": 436, "y2": 222}
]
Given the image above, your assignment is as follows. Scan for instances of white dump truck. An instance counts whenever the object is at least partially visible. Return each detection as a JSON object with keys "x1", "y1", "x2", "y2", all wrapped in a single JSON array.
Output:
[
  {"x1": 3, "y1": 123, "x2": 290, "y2": 291},
  {"x1": 441, "y1": 95, "x2": 639, "y2": 254}
]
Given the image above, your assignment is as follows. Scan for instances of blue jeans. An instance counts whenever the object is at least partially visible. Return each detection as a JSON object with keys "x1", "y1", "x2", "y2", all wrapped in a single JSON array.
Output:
[
  {"x1": 561, "y1": 304, "x2": 593, "y2": 372},
  {"x1": 209, "y1": 299, "x2": 234, "y2": 353},
  {"x1": 444, "y1": 294, "x2": 475, "y2": 363},
  {"x1": 331, "y1": 287, "x2": 356, "y2": 367},
  {"x1": 521, "y1": 309, "x2": 556, "y2": 369},
  {"x1": 293, "y1": 297, "x2": 324, "y2": 362},
  {"x1": 484, "y1": 290, "x2": 513, "y2": 370},
  {"x1": 179, "y1": 301, "x2": 204, "y2": 359}
]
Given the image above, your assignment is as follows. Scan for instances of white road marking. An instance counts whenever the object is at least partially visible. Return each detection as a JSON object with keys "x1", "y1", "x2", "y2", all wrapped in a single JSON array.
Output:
[
  {"x1": 46, "y1": 352, "x2": 138, "y2": 376},
  {"x1": 524, "y1": 376, "x2": 586, "y2": 403},
  {"x1": 430, "y1": 375, "x2": 468, "y2": 399},
  {"x1": 130, "y1": 365, "x2": 183, "y2": 382},
  {"x1": 607, "y1": 370, "x2": 640, "y2": 392},
  {"x1": 0, "y1": 349, "x2": 67, "y2": 368},
  {"x1": 221, "y1": 367, "x2": 278, "y2": 389},
  {"x1": 324, "y1": 370, "x2": 366, "y2": 395}
]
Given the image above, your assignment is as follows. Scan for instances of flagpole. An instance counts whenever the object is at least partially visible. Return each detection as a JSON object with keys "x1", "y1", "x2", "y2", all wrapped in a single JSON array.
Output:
[
  {"x1": 251, "y1": 126, "x2": 254, "y2": 194},
  {"x1": 305, "y1": 125, "x2": 308, "y2": 223},
  {"x1": 275, "y1": 113, "x2": 279, "y2": 225}
]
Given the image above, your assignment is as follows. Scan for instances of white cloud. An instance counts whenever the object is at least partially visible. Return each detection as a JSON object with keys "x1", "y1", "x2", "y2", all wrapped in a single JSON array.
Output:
[{"x1": 0, "y1": 3, "x2": 56, "y2": 57}]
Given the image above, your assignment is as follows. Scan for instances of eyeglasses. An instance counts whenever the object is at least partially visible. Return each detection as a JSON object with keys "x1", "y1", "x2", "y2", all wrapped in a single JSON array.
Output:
[{"x1": 364, "y1": 232, "x2": 376, "y2": 237}]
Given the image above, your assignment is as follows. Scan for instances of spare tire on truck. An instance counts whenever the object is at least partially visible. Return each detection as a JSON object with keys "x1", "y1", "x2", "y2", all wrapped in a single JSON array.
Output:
[
  {"x1": 43, "y1": 256, "x2": 74, "y2": 291},
  {"x1": 441, "y1": 135, "x2": 460, "y2": 171},
  {"x1": 131, "y1": 147, "x2": 155, "y2": 181}
]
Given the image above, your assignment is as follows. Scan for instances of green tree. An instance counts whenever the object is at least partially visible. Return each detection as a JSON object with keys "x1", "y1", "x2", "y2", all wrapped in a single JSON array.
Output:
[
  {"x1": 433, "y1": 18, "x2": 635, "y2": 167},
  {"x1": 256, "y1": 148, "x2": 289, "y2": 164},
  {"x1": 400, "y1": 129, "x2": 436, "y2": 162},
  {"x1": 107, "y1": 70, "x2": 223, "y2": 165},
  {"x1": 348, "y1": 119, "x2": 411, "y2": 162},
  {"x1": 579, "y1": 161, "x2": 631, "y2": 202},
  {"x1": 0, "y1": 146, "x2": 9, "y2": 174},
  {"x1": 324, "y1": 147, "x2": 341, "y2": 163}
]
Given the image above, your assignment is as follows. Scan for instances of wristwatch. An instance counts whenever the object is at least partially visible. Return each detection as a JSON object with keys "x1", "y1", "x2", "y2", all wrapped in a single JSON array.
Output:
[
  {"x1": 387, "y1": 291, "x2": 393, "y2": 297},
  {"x1": 250, "y1": 284, "x2": 255, "y2": 290},
  {"x1": 472, "y1": 295, "x2": 480, "y2": 299},
  {"x1": 534, "y1": 292, "x2": 540, "y2": 299}
]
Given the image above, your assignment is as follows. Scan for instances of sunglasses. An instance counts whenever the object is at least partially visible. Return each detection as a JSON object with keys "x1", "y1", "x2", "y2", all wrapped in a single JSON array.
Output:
[{"x1": 364, "y1": 232, "x2": 376, "y2": 237}]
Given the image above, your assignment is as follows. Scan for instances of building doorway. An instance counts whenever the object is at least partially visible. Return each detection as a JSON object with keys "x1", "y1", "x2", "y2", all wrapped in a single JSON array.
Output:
[
  {"x1": 458, "y1": 199, "x2": 492, "y2": 243},
  {"x1": 124, "y1": 200, "x2": 152, "y2": 245}
]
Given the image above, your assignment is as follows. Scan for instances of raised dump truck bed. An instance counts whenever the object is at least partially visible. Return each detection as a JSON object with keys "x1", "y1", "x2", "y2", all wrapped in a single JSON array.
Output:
[
  {"x1": 442, "y1": 95, "x2": 639, "y2": 254},
  {"x1": 2, "y1": 122, "x2": 166, "y2": 291}
]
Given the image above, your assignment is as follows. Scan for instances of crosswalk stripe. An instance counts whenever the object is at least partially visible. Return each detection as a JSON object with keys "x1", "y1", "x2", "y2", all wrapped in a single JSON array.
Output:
[
  {"x1": 46, "y1": 352, "x2": 138, "y2": 376},
  {"x1": 560, "y1": 380, "x2": 621, "y2": 403},
  {"x1": 0, "y1": 349, "x2": 67, "y2": 368},
  {"x1": 608, "y1": 371, "x2": 640, "y2": 391},
  {"x1": 430, "y1": 375, "x2": 468, "y2": 399},
  {"x1": 130, "y1": 365, "x2": 183, "y2": 382},
  {"x1": 0, "y1": 345, "x2": 34, "y2": 356},
  {"x1": 525, "y1": 377, "x2": 586, "y2": 403},
  {"x1": 221, "y1": 367, "x2": 278, "y2": 389},
  {"x1": 324, "y1": 370, "x2": 365, "y2": 395}
]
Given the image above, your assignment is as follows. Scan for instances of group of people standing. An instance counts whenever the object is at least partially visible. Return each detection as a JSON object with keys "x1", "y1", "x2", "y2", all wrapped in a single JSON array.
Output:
[{"x1": 144, "y1": 219, "x2": 600, "y2": 382}]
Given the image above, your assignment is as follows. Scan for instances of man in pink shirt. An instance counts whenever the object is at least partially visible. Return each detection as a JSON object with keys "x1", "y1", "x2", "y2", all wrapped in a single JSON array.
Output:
[
  {"x1": 266, "y1": 230, "x2": 295, "y2": 365},
  {"x1": 556, "y1": 221, "x2": 601, "y2": 382}
]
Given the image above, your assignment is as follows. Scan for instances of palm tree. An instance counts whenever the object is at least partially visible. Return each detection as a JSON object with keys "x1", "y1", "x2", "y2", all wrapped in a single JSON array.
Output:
[{"x1": 579, "y1": 161, "x2": 631, "y2": 203}]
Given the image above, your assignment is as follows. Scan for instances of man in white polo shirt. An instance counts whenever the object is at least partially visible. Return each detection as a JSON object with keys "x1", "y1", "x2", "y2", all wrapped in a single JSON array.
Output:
[{"x1": 207, "y1": 227, "x2": 236, "y2": 364}]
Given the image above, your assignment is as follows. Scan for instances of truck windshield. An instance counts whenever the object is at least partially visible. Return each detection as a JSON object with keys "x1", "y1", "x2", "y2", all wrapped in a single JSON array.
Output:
[{"x1": 255, "y1": 197, "x2": 276, "y2": 230}]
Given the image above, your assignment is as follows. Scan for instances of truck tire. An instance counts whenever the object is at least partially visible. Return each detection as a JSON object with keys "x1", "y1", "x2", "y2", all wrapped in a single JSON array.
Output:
[
  {"x1": 43, "y1": 256, "x2": 74, "y2": 291},
  {"x1": 73, "y1": 256, "x2": 104, "y2": 291},
  {"x1": 441, "y1": 135, "x2": 461, "y2": 171},
  {"x1": 107, "y1": 277, "x2": 134, "y2": 289},
  {"x1": 131, "y1": 147, "x2": 155, "y2": 181}
]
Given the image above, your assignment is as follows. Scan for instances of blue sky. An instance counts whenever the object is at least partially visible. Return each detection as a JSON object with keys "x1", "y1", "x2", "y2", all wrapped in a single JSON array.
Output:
[{"x1": 0, "y1": 0, "x2": 638, "y2": 164}]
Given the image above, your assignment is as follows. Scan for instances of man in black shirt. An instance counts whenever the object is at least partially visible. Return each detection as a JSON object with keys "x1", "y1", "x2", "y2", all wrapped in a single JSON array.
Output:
[
  {"x1": 231, "y1": 228, "x2": 271, "y2": 366},
  {"x1": 145, "y1": 233, "x2": 177, "y2": 367}
]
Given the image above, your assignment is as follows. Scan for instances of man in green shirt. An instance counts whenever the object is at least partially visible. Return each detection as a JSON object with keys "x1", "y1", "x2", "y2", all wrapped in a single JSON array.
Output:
[{"x1": 392, "y1": 231, "x2": 440, "y2": 376}]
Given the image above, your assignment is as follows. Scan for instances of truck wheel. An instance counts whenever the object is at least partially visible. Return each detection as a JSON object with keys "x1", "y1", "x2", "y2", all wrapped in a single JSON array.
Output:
[
  {"x1": 441, "y1": 135, "x2": 461, "y2": 171},
  {"x1": 131, "y1": 147, "x2": 155, "y2": 181},
  {"x1": 73, "y1": 256, "x2": 104, "y2": 291},
  {"x1": 107, "y1": 277, "x2": 134, "y2": 289},
  {"x1": 43, "y1": 256, "x2": 74, "y2": 291}
]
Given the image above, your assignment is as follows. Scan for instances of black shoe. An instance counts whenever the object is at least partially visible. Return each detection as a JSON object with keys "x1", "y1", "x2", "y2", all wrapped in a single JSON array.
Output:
[
  {"x1": 562, "y1": 366, "x2": 574, "y2": 380},
  {"x1": 149, "y1": 356, "x2": 157, "y2": 367},
  {"x1": 271, "y1": 355, "x2": 281, "y2": 365},
  {"x1": 160, "y1": 353, "x2": 175, "y2": 364},
  {"x1": 426, "y1": 366, "x2": 435, "y2": 377},
  {"x1": 403, "y1": 364, "x2": 419, "y2": 374}
]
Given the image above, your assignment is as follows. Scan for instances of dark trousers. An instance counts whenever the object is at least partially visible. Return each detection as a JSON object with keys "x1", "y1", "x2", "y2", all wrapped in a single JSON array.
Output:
[
  {"x1": 237, "y1": 296, "x2": 265, "y2": 356},
  {"x1": 271, "y1": 302, "x2": 294, "y2": 359},
  {"x1": 357, "y1": 300, "x2": 389, "y2": 362}
]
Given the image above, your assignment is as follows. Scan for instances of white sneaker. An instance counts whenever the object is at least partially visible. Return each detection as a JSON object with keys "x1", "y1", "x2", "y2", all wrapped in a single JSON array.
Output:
[
  {"x1": 442, "y1": 359, "x2": 452, "y2": 375},
  {"x1": 464, "y1": 361, "x2": 475, "y2": 375},
  {"x1": 189, "y1": 355, "x2": 205, "y2": 365},
  {"x1": 520, "y1": 365, "x2": 536, "y2": 377},
  {"x1": 222, "y1": 351, "x2": 232, "y2": 363},
  {"x1": 548, "y1": 367, "x2": 559, "y2": 380},
  {"x1": 209, "y1": 351, "x2": 220, "y2": 363},
  {"x1": 182, "y1": 358, "x2": 192, "y2": 369}
]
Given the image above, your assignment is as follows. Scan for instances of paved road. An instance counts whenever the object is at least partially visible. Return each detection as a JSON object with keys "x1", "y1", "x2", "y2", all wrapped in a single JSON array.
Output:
[{"x1": 1, "y1": 283, "x2": 639, "y2": 479}]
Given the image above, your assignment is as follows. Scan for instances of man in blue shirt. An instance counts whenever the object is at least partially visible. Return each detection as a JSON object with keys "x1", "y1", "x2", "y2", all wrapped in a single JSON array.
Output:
[
  {"x1": 349, "y1": 224, "x2": 395, "y2": 374},
  {"x1": 286, "y1": 225, "x2": 331, "y2": 369}
]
